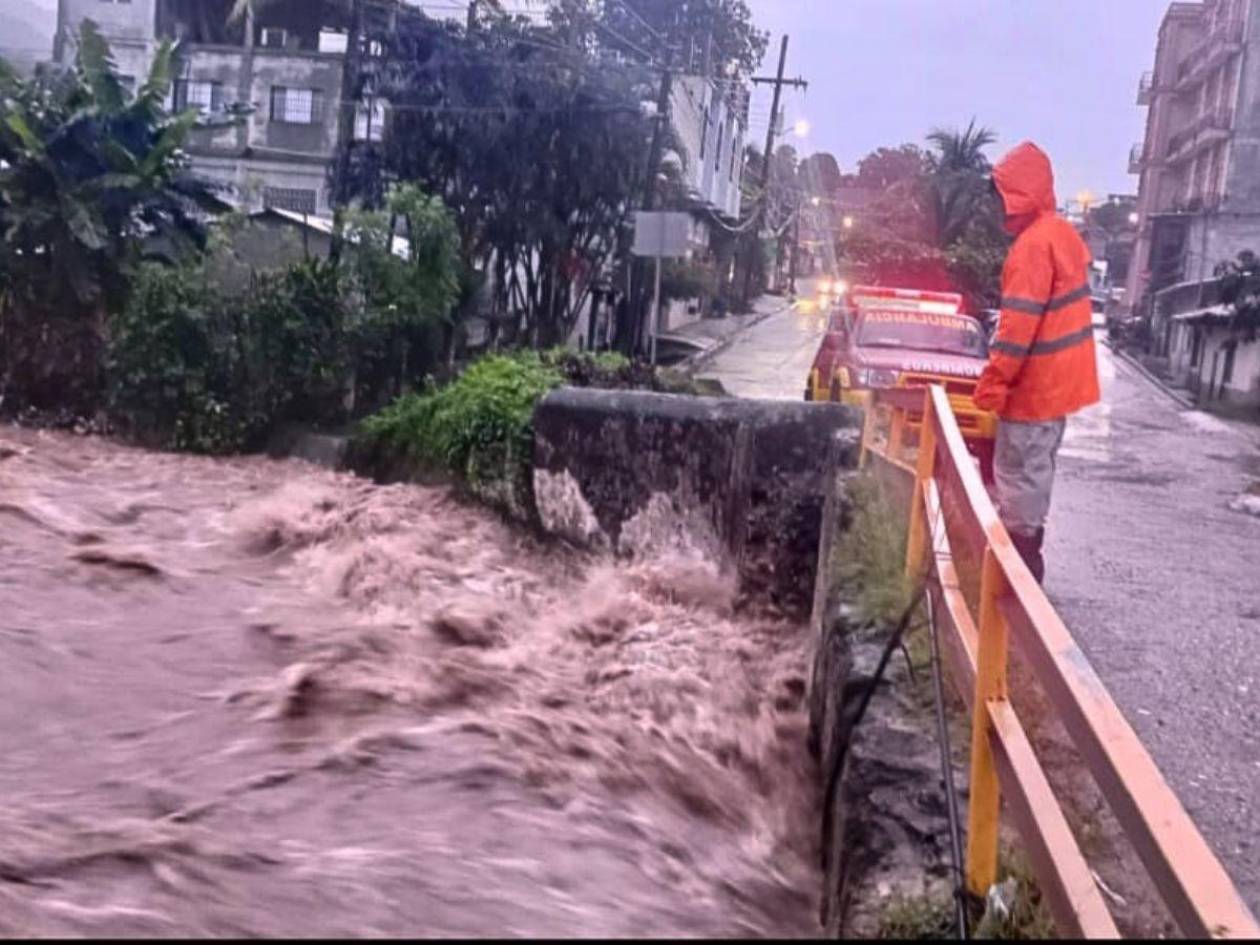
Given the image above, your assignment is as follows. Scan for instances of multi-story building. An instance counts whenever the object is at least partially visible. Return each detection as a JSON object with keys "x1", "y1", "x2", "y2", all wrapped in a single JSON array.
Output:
[
  {"x1": 666, "y1": 74, "x2": 747, "y2": 231},
  {"x1": 54, "y1": 0, "x2": 385, "y2": 217},
  {"x1": 1127, "y1": 0, "x2": 1260, "y2": 321}
]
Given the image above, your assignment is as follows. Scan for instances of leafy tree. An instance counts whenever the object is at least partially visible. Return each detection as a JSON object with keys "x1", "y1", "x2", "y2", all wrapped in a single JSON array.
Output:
[
  {"x1": 342, "y1": 182, "x2": 461, "y2": 405},
  {"x1": 837, "y1": 124, "x2": 1007, "y2": 308},
  {"x1": 358, "y1": 6, "x2": 659, "y2": 349},
  {"x1": 587, "y1": 0, "x2": 768, "y2": 80},
  {"x1": 800, "y1": 151, "x2": 843, "y2": 197},
  {"x1": 852, "y1": 144, "x2": 930, "y2": 190},
  {"x1": 0, "y1": 22, "x2": 220, "y2": 409},
  {"x1": 1216, "y1": 250, "x2": 1260, "y2": 341}
]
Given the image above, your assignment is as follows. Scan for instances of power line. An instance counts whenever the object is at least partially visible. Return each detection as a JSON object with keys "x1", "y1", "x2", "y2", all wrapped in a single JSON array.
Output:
[
  {"x1": 606, "y1": 0, "x2": 664, "y2": 44},
  {"x1": 346, "y1": 100, "x2": 643, "y2": 114}
]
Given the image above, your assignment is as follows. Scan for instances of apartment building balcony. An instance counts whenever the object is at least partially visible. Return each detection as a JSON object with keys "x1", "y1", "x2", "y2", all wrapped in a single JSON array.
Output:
[
  {"x1": 1129, "y1": 142, "x2": 1146, "y2": 174},
  {"x1": 1175, "y1": 17, "x2": 1245, "y2": 90},
  {"x1": 1138, "y1": 70, "x2": 1158, "y2": 105},
  {"x1": 1165, "y1": 105, "x2": 1234, "y2": 164}
]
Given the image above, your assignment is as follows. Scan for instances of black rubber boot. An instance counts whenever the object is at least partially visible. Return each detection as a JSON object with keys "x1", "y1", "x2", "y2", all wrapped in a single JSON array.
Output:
[{"x1": 1010, "y1": 528, "x2": 1046, "y2": 584}]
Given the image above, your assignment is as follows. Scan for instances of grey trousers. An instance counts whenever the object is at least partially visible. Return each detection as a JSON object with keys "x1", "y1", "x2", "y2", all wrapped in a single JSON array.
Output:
[{"x1": 993, "y1": 418, "x2": 1067, "y2": 538}]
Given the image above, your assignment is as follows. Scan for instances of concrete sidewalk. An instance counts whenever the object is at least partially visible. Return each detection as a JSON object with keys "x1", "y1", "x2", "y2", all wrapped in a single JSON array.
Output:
[
  {"x1": 661, "y1": 293, "x2": 798, "y2": 370},
  {"x1": 1105, "y1": 339, "x2": 1195, "y2": 409}
]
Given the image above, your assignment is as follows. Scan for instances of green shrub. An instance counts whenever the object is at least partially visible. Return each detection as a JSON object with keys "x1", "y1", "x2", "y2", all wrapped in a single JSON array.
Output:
[
  {"x1": 341, "y1": 183, "x2": 462, "y2": 411},
  {"x1": 107, "y1": 262, "x2": 250, "y2": 453},
  {"x1": 245, "y1": 258, "x2": 352, "y2": 425},
  {"x1": 363, "y1": 351, "x2": 562, "y2": 482},
  {"x1": 355, "y1": 346, "x2": 710, "y2": 514},
  {"x1": 108, "y1": 257, "x2": 354, "y2": 453}
]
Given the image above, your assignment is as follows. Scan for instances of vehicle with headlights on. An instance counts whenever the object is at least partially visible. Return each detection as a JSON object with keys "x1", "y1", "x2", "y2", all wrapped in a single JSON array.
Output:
[
  {"x1": 804, "y1": 285, "x2": 998, "y2": 480},
  {"x1": 816, "y1": 276, "x2": 848, "y2": 299}
]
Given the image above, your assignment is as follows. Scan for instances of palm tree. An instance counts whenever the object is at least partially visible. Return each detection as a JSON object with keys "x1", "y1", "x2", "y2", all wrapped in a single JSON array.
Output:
[
  {"x1": 922, "y1": 120, "x2": 999, "y2": 248},
  {"x1": 926, "y1": 119, "x2": 997, "y2": 175}
]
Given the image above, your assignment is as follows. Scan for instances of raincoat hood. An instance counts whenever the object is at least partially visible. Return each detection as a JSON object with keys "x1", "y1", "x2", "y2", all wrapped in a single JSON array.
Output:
[{"x1": 992, "y1": 141, "x2": 1057, "y2": 230}]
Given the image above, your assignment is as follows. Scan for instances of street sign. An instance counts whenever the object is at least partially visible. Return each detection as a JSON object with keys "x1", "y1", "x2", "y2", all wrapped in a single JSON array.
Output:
[
  {"x1": 631, "y1": 211, "x2": 694, "y2": 367},
  {"x1": 631, "y1": 211, "x2": 692, "y2": 258}
]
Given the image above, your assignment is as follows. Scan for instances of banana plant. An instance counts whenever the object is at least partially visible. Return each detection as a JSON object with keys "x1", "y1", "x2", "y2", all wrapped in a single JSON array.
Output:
[{"x1": 0, "y1": 21, "x2": 220, "y2": 310}]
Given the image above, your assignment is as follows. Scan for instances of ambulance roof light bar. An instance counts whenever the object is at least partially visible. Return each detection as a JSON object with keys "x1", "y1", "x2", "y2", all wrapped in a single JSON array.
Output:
[{"x1": 848, "y1": 285, "x2": 965, "y2": 316}]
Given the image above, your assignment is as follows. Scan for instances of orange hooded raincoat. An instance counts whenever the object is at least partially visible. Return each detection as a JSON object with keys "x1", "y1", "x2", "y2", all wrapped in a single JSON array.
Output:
[{"x1": 974, "y1": 142, "x2": 1101, "y2": 421}]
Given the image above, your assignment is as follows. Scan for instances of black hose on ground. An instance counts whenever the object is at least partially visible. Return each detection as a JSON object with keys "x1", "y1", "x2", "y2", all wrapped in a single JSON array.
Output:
[
  {"x1": 926, "y1": 584, "x2": 970, "y2": 940},
  {"x1": 819, "y1": 582, "x2": 926, "y2": 871}
]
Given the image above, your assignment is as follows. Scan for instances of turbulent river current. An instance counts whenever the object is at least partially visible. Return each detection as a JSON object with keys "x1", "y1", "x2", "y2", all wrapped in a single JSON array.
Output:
[{"x1": 0, "y1": 425, "x2": 822, "y2": 937}]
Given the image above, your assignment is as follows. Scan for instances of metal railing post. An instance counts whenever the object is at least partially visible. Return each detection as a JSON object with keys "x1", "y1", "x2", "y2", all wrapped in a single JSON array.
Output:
[
  {"x1": 904, "y1": 390, "x2": 936, "y2": 579},
  {"x1": 858, "y1": 397, "x2": 878, "y2": 470},
  {"x1": 966, "y1": 546, "x2": 1010, "y2": 896},
  {"x1": 887, "y1": 407, "x2": 906, "y2": 464}
]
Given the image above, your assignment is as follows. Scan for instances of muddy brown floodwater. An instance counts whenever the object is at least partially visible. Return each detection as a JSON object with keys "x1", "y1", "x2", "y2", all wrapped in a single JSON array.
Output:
[{"x1": 0, "y1": 425, "x2": 822, "y2": 937}]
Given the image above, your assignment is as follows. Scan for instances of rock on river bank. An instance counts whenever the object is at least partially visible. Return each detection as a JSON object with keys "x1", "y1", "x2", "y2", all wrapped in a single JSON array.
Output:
[{"x1": 0, "y1": 425, "x2": 821, "y2": 937}]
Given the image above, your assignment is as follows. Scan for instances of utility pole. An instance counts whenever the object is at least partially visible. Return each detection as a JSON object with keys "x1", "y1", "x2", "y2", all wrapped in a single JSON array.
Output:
[
  {"x1": 789, "y1": 189, "x2": 801, "y2": 296},
  {"x1": 329, "y1": 0, "x2": 365, "y2": 263},
  {"x1": 467, "y1": 0, "x2": 479, "y2": 32},
  {"x1": 739, "y1": 35, "x2": 807, "y2": 309},
  {"x1": 624, "y1": 52, "x2": 675, "y2": 357}
]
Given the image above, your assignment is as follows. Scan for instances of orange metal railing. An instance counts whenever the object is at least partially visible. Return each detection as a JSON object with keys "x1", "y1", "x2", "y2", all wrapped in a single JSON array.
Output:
[{"x1": 860, "y1": 384, "x2": 1259, "y2": 940}]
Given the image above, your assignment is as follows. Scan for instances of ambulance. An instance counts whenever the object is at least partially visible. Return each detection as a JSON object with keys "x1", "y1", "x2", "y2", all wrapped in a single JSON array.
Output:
[{"x1": 805, "y1": 286, "x2": 998, "y2": 480}]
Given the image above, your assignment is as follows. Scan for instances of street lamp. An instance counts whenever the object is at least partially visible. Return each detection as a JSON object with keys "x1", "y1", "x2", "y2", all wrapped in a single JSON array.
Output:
[
  {"x1": 793, "y1": 118, "x2": 811, "y2": 138},
  {"x1": 842, "y1": 215, "x2": 855, "y2": 229},
  {"x1": 1128, "y1": 212, "x2": 1140, "y2": 226},
  {"x1": 810, "y1": 196, "x2": 821, "y2": 207}
]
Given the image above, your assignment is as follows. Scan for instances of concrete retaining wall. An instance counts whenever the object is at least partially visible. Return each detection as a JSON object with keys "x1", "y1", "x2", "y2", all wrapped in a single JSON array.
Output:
[
  {"x1": 532, "y1": 388, "x2": 861, "y2": 616},
  {"x1": 808, "y1": 452, "x2": 959, "y2": 937}
]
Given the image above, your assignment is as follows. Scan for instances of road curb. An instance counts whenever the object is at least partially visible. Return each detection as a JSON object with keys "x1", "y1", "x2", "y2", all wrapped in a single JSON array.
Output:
[
  {"x1": 1104, "y1": 338, "x2": 1196, "y2": 410},
  {"x1": 680, "y1": 298, "x2": 797, "y2": 374}
]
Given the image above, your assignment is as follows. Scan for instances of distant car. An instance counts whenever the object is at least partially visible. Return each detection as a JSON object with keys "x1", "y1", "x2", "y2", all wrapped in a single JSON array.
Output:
[
  {"x1": 805, "y1": 285, "x2": 998, "y2": 481},
  {"x1": 816, "y1": 277, "x2": 849, "y2": 298}
]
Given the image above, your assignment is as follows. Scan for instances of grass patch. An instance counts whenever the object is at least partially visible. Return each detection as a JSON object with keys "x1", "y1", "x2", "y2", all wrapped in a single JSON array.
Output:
[
  {"x1": 875, "y1": 847, "x2": 1055, "y2": 940},
  {"x1": 835, "y1": 472, "x2": 912, "y2": 628},
  {"x1": 971, "y1": 847, "x2": 1058, "y2": 939},
  {"x1": 878, "y1": 888, "x2": 956, "y2": 939}
]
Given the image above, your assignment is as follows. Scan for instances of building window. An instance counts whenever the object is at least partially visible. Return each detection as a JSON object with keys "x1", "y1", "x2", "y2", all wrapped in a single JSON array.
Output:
[
  {"x1": 261, "y1": 28, "x2": 288, "y2": 49},
  {"x1": 263, "y1": 187, "x2": 318, "y2": 215},
  {"x1": 270, "y1": 86, "x2": 324, "y2": 124},
  {"x1": 714, "y1": 118, "x2": 725, "y2": 172},
  {"x1": 319, "y1": 30, "x2": 349, "y2": 54},
  {"x1": 174, "y1": 79, "x2": 224, "y2": 114},
  {"x1": 355, "y1": 99, "x2": 386, "y2": 142},
  {"x1": 1222, "y1": 342, "x2": 1236, "y2": 386},
  {"x1": 700, "y1": 105, "x2": 709, "y2": 160},
  {"x1": 98, "y1": 0, "x2": 133, "y2": 4}
]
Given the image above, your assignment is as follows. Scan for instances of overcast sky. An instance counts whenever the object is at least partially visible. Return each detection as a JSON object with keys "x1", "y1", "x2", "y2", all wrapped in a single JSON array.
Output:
[
  {"x1": 10, "y1": 0, "x2": 1166, "y2": 199},
  {"x1": 746, "y1": 0, "x2": 1167, "y2": 202}
]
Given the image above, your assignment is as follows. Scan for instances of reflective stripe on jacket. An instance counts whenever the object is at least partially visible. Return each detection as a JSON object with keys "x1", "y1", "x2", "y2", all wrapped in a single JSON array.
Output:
[{"x1": 975, "y1": 142, "x2": 1101, "y2": 421}]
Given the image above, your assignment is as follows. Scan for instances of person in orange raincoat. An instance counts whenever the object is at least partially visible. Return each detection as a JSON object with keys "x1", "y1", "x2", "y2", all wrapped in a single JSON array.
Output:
[{"x1": 975, "y1": 142, "x2": 1101, "y2": 583}]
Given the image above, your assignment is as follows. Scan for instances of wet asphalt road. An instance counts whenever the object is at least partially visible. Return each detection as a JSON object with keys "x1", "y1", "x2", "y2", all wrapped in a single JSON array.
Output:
[
  {"x1": 702, "y1": 295, "x2": 1260, "y2": 915},
  {"x1": 1051, "y1": 344, "x2": 1260, "y2": 914}
]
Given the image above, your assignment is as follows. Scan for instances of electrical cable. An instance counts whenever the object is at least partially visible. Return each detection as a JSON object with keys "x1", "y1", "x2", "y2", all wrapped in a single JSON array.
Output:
[
  {"x1": 926, "y1": 581, "x2": 971, "y2": 940},
  {"x1": 818, "y1": 581, "x2": 928, "y2": 877}
]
